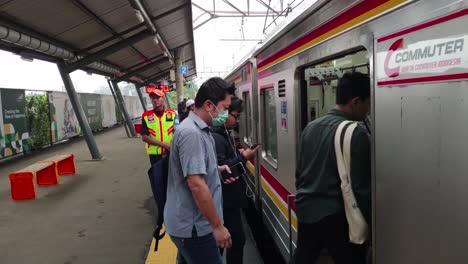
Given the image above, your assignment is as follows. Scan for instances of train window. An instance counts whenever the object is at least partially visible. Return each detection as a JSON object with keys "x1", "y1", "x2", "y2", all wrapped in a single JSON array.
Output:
[
  {"x1": 303, "y1": 50, "x2": 369, "y2": 125},
  {"x1": 242, "y1": 92, "x2": 252, "y2": 144},
  {"x1": 262, "y1": 88, "x2": 278, "y2": 163}
]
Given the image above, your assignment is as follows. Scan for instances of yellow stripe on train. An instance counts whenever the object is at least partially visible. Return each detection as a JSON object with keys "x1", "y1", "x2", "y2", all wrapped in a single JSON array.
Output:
[{"x1": 246, "y1": 161, "x2": 298, "y2": 231}]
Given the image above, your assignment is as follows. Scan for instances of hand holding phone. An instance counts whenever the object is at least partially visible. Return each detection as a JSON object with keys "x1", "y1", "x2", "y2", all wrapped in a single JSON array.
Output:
[
  {"x1": 250, "y1": 143, "x2": 261, "y2": 149},
  {"x1": 221, "y1": 162, "x2": 246, "y2": 181}
]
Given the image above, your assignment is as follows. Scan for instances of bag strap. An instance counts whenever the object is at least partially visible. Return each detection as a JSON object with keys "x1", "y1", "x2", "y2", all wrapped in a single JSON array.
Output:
[
  {"x1": 335, "y1": 121, "x2": 358, "y2": 185},
  {"x1": 343, "y1": 122, "x2": 358, "y2": 178}
]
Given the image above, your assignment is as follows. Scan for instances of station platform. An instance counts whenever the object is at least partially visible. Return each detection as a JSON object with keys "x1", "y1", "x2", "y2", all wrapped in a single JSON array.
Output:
[{"x1": 0, "y1": 124, "x2": 263, "y2": 264}]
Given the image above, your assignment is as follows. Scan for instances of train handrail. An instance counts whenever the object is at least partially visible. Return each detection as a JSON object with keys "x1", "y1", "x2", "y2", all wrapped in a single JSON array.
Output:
[{"x1": 287, "y1": 194, "x2": 295, "y2": 262}]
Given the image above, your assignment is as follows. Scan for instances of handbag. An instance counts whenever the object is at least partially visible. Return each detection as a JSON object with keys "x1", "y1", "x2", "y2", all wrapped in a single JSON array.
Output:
[{"x1": 334, "y1": 121, "x2": 369, "y2": 244}]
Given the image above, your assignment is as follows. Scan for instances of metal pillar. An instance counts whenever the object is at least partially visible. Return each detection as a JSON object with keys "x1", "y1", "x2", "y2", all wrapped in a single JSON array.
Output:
[
  {"x1": 249, "y1": 57, "x2": 261, "y2": 211},
  {"x1": 107, "y1": 79, "x2": 130, "y2": 137},
  {"x1": 175, "y1": 49, "x2": 185, "y2": 103},
  {"x1": 135, "y1": 86, "x2": 147, "y2": 111},
  {"x1": 111, "y1": 80, "x2": 137, "y2": 137},
  {"x1": 57, "y1": 62, "x2": 103, "y2": 160}
]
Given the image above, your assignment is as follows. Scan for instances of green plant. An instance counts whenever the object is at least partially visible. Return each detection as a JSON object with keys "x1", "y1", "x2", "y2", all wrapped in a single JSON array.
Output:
[{"x1": 26, "y1": 94, "x2": 51, "y2": 149}]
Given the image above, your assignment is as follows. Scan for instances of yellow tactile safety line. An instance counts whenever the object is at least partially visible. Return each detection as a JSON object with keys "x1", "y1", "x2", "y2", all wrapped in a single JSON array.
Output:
[{"x1": 145, "y1": 230, "x2": 178, "y2": 264}]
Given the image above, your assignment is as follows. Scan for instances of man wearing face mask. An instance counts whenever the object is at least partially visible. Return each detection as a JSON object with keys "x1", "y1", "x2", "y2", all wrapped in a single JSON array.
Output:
[
  {"x1": 211, "y1": 96, "x2": 259, "y2": 264},
  {"x1": 294, "y1": 72, "x2": 371, "y2": 264},
  {"x1": 164, "y1": 77, "x2": 235, "y2": 264}
]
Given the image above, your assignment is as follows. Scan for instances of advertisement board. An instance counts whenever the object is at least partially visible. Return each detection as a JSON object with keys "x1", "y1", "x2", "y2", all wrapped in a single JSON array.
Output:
[
  {"x1": 80, "y1": 93, "x2": 103, "y2": 131},
  {"x1": 48, "y1": 91, "x2": 81, "y2": 142},
  {"x1": 1, "y1": 89, "x2": 29, "y2": 157},
  {"x1": 101, "y1": 94, "x2": 117, "y2": 128}
]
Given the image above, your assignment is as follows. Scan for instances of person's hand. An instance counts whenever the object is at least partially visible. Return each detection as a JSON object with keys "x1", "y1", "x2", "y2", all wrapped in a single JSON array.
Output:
[
  {"x1": 164, "y1": 143, "x2": 171, "y2": 150},
  {"x1": 223, "y1": 176, "x2": 239, "y2": 184},
  {"x1": 218, "y1": 164, "x2": 231, "y2": 174},
  {"x1": 238, "y1": 148, "x2": 245, "y2": 154},
  {"x1": 241, "y1": 145, "x2": 260, "y2": 160},
  {"x1": 213, "y1": 225, "x2": 232, "y2": 249}
]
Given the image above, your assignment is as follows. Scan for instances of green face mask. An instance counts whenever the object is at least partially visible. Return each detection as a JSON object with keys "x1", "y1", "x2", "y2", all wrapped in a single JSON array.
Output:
[{"x1": 209, "y1": 104, "x2": 229, "y2": 127}]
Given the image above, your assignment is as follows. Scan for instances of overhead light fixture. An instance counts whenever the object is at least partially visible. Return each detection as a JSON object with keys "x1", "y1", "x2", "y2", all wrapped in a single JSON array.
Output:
[
  {"x1": 134, "y1": 9, "x2": 144, "y2": 23},
  {"x1": 163, "y1": 51, "x2": 168, "y2": 57},
  {"x1": 20, "y1": 55, "x2": 34, "y2": 62},
  {"x1": 153, "y1": 36, "x2": 159, "y2": 45}
]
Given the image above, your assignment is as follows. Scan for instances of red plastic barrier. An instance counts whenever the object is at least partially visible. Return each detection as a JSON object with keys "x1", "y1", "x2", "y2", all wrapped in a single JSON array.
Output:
[
  {"x1": 44, "y1": 154, "x2": 76, "y2": 175},
  {"x1": 134, "y1": 123, "x2": 142, "y2": 134},
  {"x1": 9, "y1": 161, "x2": 59, "y2": 200}
]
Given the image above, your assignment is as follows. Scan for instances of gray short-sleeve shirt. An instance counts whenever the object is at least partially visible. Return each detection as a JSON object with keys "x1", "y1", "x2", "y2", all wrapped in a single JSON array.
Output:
[{"x1": 164, "y1": 111, "x2": 223, "y2": 238}]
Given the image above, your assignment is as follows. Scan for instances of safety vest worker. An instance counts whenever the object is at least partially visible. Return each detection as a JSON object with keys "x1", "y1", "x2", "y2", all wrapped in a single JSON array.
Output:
[{"x1": 141, "y1": 88, "x2": 179, "y2": 165}]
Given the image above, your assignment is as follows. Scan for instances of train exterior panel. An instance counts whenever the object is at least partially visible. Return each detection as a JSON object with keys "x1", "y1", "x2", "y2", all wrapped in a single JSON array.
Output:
[{"x1": 226, "y1": 0, "x2": 468, "y2": 263}]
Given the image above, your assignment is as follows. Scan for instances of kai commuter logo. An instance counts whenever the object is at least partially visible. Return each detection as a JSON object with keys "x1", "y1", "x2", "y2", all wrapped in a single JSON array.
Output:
[{"x1": 383, "y1": 37, "x2": 465, "y2": 78}]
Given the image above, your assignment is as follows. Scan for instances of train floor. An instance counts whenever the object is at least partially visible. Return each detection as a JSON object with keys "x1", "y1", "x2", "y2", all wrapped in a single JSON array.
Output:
[{"x1": 0, "y1": 124, "x2": 264, "y2": 264}]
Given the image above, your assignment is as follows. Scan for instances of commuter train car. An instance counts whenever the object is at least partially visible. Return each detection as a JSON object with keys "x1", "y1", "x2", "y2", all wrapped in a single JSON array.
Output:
[{"x1": 225, "y1": 0, "x2": 468, "y2": 263}]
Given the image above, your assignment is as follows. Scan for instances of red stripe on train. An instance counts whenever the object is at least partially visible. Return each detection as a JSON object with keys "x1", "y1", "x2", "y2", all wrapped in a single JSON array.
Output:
[
  {"x1": 250, "y1": 159, "x2": 295, "y2": 211},
  {"x1": 257, "y1": 0, "x2": 391, "y2": 70}
]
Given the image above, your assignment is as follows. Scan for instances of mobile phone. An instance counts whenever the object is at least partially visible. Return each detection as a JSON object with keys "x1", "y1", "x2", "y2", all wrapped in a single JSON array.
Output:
[
  {"x1": 221, "y1": 162, "x2": 246, "y2": 180},
  {"x1": 250, "y1": 143, "x2": 261, "y2": 149}
]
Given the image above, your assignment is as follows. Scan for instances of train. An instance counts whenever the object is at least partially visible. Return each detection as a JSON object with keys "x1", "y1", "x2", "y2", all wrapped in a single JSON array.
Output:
[{"x1": 224, "y1": 0, "x2": 468, "y2": 263}]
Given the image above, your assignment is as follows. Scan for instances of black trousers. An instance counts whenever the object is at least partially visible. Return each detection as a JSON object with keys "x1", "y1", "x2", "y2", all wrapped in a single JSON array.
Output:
[
  {"x1": 148, "y1": 154, "x2": 162, "y2": 165},
  {"x1": 223, "y1": 207, "x2": 246, "y2": 264},
  {"x1": 294, "y1": 213, "x2": 366, "y2": 264}
]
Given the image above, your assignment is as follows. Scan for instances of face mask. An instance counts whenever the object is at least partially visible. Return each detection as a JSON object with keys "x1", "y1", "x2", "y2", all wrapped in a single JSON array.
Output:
[{"x1": 208, "y1": 103, "x2": 229, "y2": 127}]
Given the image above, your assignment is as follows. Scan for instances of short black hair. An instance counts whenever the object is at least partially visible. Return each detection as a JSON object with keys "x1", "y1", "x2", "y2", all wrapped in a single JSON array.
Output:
[
  {"x1": 228, "y1": 96, "x2": 243, "y2": 113},
  {"x1": 335, "y1": 72, "x2": 370, "y2": 105},
  {"x1": 195, "y1": 77, "x2": 235, "y2": 108}
]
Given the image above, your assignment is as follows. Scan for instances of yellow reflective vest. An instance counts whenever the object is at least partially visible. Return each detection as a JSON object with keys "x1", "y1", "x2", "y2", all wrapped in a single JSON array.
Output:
[{"x1": 142, "y1": 109, "x2": 177, "y2": 155}]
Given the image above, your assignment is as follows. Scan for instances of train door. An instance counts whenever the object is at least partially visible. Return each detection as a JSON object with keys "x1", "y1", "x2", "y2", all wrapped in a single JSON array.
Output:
[
  {"x1": 374, "y1": 8, "x2": 468, "y2": 263},
  {"x1": 301, "y1": 49, "x2": 370, "y2": 130}
]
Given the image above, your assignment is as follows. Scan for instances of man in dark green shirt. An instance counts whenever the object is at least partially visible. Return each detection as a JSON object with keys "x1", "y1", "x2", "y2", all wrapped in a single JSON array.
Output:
[{"x1": 294, "y1": 72, "x2": 371, "y2": 264}]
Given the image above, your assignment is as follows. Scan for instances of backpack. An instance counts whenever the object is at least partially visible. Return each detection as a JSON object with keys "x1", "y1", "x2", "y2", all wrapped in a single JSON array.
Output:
[{"x1": 147, "y1": 156, "x2": 169, "y2": 251}]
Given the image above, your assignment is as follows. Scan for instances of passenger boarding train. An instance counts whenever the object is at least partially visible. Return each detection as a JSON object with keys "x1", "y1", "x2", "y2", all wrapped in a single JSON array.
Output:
[{"x1": 224, "y1": 0, "x2": 468, "y2": 263}]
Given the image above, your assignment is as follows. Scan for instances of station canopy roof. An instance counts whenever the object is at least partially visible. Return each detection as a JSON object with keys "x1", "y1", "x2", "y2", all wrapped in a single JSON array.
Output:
[{"x1": 0, "y1": 0, "x2": 196, "y2": 86}]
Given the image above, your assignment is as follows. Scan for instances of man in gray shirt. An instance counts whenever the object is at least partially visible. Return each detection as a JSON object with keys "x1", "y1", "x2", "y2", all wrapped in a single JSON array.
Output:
[{"x1": 164, "y1": 77, "x2": 235, "y2": 264}]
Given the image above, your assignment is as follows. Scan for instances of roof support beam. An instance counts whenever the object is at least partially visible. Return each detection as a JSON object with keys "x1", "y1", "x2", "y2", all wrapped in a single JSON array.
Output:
[
  {"x1": 194, "y1": 16, "x2": 215, "y2": 30},
  {"x1": 125, "y1": 54, "x2": 163, "y2": 72},
  {"x1": 71, "y1": 0, "x2": 149, "y2": 62},
  {"x1": 81, "y1": 23, "x2": 145, "y2": 54},
  {"x1": 222, "y1": 0, "x2": 247, "y2": 16},
  {"x1": 130, "y1": 0, "x2": 173, "y2": 62},
  {"x1": 81, "y1": 3, "x2": 188, "y2": 54},
  {"x1": 58, "y1": 61, "x2": 103, "y2": 160},
  {"x1": 192, "y1": 3, "x2": 214, "y2": 16},
  {"x1": 111, "y1": 80, "x2": 137, "y2": 137},
  {"x1": 114, "y1": 56, "x2": 167, "y2": 82},
  {"x1": 124, "y1": 41, "x2": 192, "y2": 71},
  {"x1": 144, "y1": 66, "x2": 173, "y2": 85},
  {"x1": 65, "y1": 29, "x2": 151, "y2": 73},
  {"x1": 257, "y1": 0, "x2": 281, "y2": 16}
]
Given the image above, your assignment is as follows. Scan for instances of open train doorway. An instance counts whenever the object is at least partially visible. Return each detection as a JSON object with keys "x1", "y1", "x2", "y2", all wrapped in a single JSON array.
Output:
[{"x1": 300, "y1": 49, "x2": 371, "y2": 132}]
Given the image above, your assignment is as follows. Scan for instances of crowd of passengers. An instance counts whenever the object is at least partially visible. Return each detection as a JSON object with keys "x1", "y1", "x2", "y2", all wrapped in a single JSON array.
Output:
[{"x1": 141, "y1": 73, "x2": 371, "y2": 264}]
